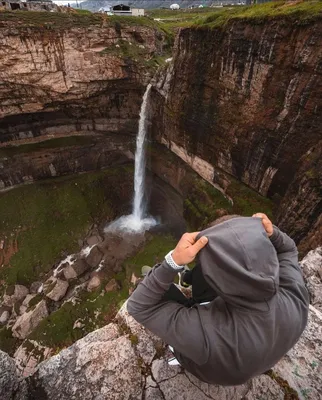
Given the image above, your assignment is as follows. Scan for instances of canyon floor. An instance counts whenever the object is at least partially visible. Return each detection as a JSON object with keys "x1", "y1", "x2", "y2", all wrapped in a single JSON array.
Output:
[{"x1": 0, "y1": 151, "x2": 273, "y2": 361}]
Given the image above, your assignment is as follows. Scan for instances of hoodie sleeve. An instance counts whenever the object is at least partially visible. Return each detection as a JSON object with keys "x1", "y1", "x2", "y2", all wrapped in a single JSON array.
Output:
[
  {"x1": 127, "y1": 261, "x2": 209, "y2": 366},
  {"x1": 270, "y1": 227, "x2": 309, "y2": 304}
]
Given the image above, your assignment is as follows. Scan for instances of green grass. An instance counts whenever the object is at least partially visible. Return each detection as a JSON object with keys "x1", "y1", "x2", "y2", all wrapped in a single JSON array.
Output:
[
  {"x1": 184, "y1": 178, "x2": 232, "y2": 229},
  {"x1": 147, "y1": 7, "x2": 217, "y2": 20},
  {"x1": 0, "y1": 10, "x2": 103, "y2": 28},
  {"x1": 125, "y1": 234, "x2": 177, "y2": 277},
  {"x1": 0, "y1": 166, "x2": 133, "y2": 288},
  {"x1": 28, "y1": 234, "x2": 176, "y2": 350},
  {"x1": 74, "y1": 9, "x2": 92, "y2": 16},
  {"x1": 149, "y1": 142, "x2": 273, "y2": 230},
  {"x1": 194, "y1": 1, "x2": 322, "y2": 28},
  {"x1": 227, "y1": 178, "x2": 273, "y2": 220},
  {"x1": 0, "y1": 136, "x2": 95, "y2": 158},
  {"x1": 0, "y1": 327, "x2": 19, "y2": 356},
  {"x1": 0, "y1": 10, "x2": 161, "y2": 30},
  {"x1": 29, "y1": 285, "x2": 128, "y2": 349},
  {"x1": 146, "y1": 1, "x2": 322, "y2": 31},
  {"x1": 185, "y1": 175, "x2": 273, "y2": 230},
  {"x1": 99, "y1": 38, "x2": 171, "y2": 70},
  {"x1": 147, "y1": 6, "x2": 216, "y2": 32}
]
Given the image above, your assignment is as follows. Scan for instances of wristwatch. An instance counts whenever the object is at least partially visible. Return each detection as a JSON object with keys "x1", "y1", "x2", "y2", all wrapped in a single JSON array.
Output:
[{"x1": 165, "y1": 250, "x2": 186, "y2": 271}]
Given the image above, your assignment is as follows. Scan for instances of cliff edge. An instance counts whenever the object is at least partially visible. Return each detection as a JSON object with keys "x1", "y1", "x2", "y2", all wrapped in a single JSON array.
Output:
[{"x1": 1, "y1": 248, "x2": 321, "y2": 400}]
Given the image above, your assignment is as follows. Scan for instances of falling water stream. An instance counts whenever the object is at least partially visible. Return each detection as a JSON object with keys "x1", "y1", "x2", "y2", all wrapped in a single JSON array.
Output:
[{"x1": 105, "y1": 84, "x2": 157, "y2": 233}]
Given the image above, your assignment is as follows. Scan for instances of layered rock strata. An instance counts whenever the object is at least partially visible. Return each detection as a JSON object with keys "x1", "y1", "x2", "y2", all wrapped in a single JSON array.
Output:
[
  {"x1": 151, "y1": 18, "x2": 322, "y2": 251},
  {"x1": 0, "y1": 14, "x2": 167, "y2": 189},
  {"x1": 0, "y1": 15, "x2": 165, "y2": 141}
]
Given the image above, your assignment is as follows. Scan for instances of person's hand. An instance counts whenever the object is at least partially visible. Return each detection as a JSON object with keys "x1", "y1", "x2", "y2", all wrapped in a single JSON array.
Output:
[
  {"x1": 252, "y1": 213, "x2": 274, "y2": 237},
  {"x1": 172, "y1": 232, "x2": 208, "y2": 265}
]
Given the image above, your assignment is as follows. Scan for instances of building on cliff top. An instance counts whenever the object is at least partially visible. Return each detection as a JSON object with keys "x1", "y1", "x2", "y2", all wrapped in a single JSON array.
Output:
[
  {"x1": 99, "y1": 3, "x2": 145, "y2": 16},
  {"x1": 1, "y1": 0, "x2": 57, "y2": 12}
]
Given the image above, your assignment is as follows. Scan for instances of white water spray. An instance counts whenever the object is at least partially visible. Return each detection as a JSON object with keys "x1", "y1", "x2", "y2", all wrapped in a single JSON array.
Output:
[
  {"x1": 133, "y1": 84, "x2": 151, "y2": 220},
  {"x1": 105, "y1": 84, "x2": 157, "y2": 234}
]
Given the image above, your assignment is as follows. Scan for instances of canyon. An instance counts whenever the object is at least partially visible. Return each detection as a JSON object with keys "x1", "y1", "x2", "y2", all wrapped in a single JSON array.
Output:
[
  {"x1": 0, "y1": 3, "x2": 321, "y2": 397},
  {"x1": 0, "y1": 8, "x2": 320, "y2": 253}
]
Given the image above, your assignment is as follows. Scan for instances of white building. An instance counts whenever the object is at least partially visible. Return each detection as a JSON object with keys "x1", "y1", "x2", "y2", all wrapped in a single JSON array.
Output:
[
  {"x1": 132, "y1": 8, "x2": 144, "y2": 16},
  {"x1": 170, "y1": 4, "x2": 180, "y2": 10},
  {"x1": 111, "y1": 4, "x2": 144, "y2": 17}
]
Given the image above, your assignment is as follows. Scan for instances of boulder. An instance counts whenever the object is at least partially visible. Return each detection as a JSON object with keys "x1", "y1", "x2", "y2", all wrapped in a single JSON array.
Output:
[
  {"x1": 86, "y1": 235, "x2": 103, "y2": 247},
  {"x1": 63, "y1": 258, "x2": 90, "y2": 280},
  {"x1": 73, "y1": 319, "x2": 85, "y2": 329},
  {"x1": 12, "y1": 300, "x2": 48, "y2": 340},
  {"x1": 87, "y1": 275, "x2": 101, "y2": 292},
  {"x1": 86, "y1": 246, "x2": 103, "y2": 268},
  {"x1": 0, "y1": 310, "x2": 10, "y2": 324},
  {"x1": 272, "y1": 305, "x2": 322, "y2": 400},
  {"x1": 14, "y1": 340, "x2": 53, "y2": 378},
  {"x1": 44, "y1": 278, "x2": 69, "y2": 302},
  {"x1": 63, "y1": 264, "x2": 78, "y2": 280},
  {"x1": 0, "y1": 350, "x2": 27, "y2": 400},
  {"x1": 19, "y1": 294, "x2": 40, "y2": 315},
  {"x1": 105, "y1": 278, "x2": 120, "y2": 293},
  {"x1": 2, "y1": 285, "x2": 29, "y2": 307},
  {"x1": 28, "y1": 324, "x2": 142, "y2": 400},
  {"x1": 131, "y1": 273, "x2": 140, "y2": 286},
  {"x1": 300, "y1": 247, "x2": 322, "y2": 312},
  {"x1": 29, "y1": 282, "x2": 42, "y2": 295}
]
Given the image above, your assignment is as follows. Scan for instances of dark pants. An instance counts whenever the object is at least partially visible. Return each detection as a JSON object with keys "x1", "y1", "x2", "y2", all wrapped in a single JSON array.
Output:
[{"x1": 162, "y1": 264, "x2": 218, "y2": 307}]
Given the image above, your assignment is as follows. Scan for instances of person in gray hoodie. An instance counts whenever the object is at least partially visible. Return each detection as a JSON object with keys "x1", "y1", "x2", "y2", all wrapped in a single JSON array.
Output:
[{"x1": 127, "y1": 214, "x2": 309, "y2": 385}]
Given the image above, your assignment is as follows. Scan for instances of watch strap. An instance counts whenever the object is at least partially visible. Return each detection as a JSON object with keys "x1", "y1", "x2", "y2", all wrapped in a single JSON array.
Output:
[{"x1": 165, "y1": 250, "x2": 186, "y2": 271}]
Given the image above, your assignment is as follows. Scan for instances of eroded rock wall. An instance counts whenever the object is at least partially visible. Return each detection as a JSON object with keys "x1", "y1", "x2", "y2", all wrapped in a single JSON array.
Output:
[
  {"x1": 0, "y1": 16, "x2": 166, "y2": 189},
  {"x1": 151, "y1": 19, "x2": 322, "y2": 250},
  {"x1": 0, "y1": 18, "x2": 165, "y2": 142},
  {"x1": 0, "y1": 134, "x2": 133, "y2": 188}
]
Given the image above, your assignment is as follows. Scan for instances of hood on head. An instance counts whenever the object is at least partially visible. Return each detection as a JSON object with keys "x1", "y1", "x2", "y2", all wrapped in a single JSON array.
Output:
[{"x1": 198, "y1": 217, "x2": 279, "y2": 308}]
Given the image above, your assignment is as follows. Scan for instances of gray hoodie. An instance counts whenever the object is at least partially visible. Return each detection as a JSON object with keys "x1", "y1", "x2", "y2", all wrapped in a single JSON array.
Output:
[{"x1": 127, "y1": 217, "x2": 309, "y2": 385}]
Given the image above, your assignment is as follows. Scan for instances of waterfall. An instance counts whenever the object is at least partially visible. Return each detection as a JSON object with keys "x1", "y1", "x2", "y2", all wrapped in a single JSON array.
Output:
[
  {"x1": 133, "y1": 84, "x2": 151, "y2": 220},
  {"x1": 105, "y1": 84, "x2": 157, "y2": 234}
]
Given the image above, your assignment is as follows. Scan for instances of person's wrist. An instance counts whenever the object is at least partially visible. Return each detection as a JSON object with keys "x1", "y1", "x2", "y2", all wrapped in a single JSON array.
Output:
[
  {"x1": 165, "y1": 250, "x2": 185, "y2": 271},
  {"x1": 171, "y1": 250, "x2": 183, "y2": 266},
  {"x1": 269, "y1": 227, "x2": 278, "y2": 241}
]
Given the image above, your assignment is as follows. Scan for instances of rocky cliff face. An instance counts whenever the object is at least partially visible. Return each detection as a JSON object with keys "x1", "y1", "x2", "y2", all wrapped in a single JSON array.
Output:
[
  {"x1": 151, "y1": 18, "x2": 322, "y2": 252},
  {"x1": 0, "y1": 12, "x2": 167, "y2": 188},
  {"x1": 0, "y1": 14, "x2": 165, "y2": 142},
  {"x1": 1, "y1": 243, "x2": 322, "y2": 400},
  {"x1": 0, "y1": 133, "x2": 133, "y2": 188}
]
